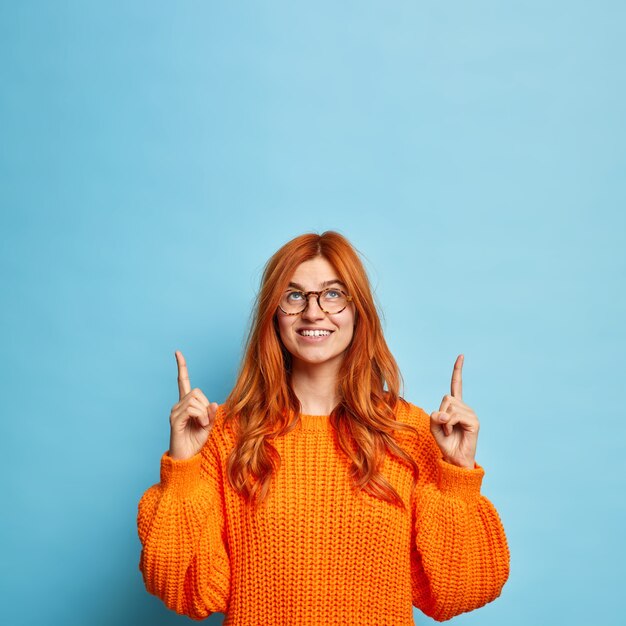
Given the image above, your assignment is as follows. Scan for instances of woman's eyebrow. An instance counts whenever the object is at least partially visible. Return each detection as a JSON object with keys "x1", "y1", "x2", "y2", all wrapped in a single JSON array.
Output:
[{"x1": 287, "y1": 279, "x2": 346, "y2": 290}]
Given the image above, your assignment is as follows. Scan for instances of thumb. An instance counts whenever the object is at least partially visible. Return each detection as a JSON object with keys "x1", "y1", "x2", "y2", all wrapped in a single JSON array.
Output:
[
  {"x1": 431, "y1": 411, "x2": 450, "y2": 437},
  {"x1": 208, "y1": 402, "x2": 219, "y2": 422}
]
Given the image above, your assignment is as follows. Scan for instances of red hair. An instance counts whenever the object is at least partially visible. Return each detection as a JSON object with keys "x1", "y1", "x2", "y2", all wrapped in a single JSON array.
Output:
[{"x1": 223, "y1": 230, "x2": 420, "y2": 510}]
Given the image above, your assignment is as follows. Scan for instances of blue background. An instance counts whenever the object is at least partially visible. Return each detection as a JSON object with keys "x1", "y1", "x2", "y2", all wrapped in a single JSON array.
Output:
[{"x1": 2, "y1": 2, "x2": 624, "y2": 625}]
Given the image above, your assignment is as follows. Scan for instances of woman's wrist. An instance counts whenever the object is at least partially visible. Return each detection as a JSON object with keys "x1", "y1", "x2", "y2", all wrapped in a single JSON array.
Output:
[{"x1": 442, "y1": 456, "x2": 476, "y2": 470}]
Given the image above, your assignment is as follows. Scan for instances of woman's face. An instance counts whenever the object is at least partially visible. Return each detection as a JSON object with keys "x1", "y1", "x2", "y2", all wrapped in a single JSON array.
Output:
[{"x1": 276, "y1": 256, "x2": 356, "y2": 369}]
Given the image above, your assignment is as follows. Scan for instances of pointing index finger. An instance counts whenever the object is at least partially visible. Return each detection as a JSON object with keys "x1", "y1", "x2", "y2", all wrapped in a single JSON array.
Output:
[
  {"x1": 451, "y1": 354, "x2": 463, "y2": 400},
  {"x1": 175, "y1": 350, "x2": 192, "y2": 400}
]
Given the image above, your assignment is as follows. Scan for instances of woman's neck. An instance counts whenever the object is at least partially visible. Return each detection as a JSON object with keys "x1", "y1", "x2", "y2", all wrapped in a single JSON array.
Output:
[{"x1": 290, "y1": 358, "x2": 341, "y2": 415}]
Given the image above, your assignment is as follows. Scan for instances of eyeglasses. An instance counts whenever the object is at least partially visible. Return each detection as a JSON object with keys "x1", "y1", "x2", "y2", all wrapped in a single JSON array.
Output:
[{"x1": 278, "y1": 288, "x2": 354, "y2": 315}]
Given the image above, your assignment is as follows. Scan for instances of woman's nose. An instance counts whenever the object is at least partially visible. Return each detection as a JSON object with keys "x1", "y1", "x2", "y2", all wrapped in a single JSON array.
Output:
[{"x1": 301, "y1": 294, "x2": 325, "y2": 320}]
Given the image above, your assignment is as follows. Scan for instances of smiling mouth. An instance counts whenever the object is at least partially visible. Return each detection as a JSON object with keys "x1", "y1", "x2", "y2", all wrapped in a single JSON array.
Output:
[{"x1": 297, "y1": 329, "x2": 334, "y2": 337}]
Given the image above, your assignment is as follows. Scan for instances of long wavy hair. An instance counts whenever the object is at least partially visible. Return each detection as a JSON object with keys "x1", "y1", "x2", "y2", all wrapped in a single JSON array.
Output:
[{"x1": 223, "y1": 230, "x2": 420, "y2": 511}]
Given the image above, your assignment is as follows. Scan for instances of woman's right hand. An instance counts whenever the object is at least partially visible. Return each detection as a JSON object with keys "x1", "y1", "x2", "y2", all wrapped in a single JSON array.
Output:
[{"x1": 168, "y1": 350, "x2": 219, "y2": 461}]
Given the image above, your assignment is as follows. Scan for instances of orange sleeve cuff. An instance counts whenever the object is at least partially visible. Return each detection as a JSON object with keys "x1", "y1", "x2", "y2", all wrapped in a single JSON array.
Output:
[
  {"x1": 436, "y1": 457, "x2": 485, "y2": 503},
  {"x1": 159, "y1": 450, "x2": 203, "y2": 497}
]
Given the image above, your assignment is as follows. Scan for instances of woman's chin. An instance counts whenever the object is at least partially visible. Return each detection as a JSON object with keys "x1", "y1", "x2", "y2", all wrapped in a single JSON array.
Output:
[{"x1": 292, "y1": 350, "x2": 344, "y2": 367}]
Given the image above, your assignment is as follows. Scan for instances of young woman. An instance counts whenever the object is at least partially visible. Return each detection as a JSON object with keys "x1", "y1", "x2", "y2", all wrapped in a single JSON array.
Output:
[{"x1": 137, "y1": 230, "x2": 510, "y2": 625}]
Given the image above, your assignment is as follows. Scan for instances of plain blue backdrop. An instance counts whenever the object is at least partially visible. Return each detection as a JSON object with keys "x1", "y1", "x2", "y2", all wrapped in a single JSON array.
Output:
[{"x1": 1, "y1": 1, "x2": 624, "y2": 625}]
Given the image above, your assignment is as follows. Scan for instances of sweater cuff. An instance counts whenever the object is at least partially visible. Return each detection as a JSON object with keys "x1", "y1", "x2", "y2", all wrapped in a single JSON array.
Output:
[
  {"x1": 159, "y1": 450, "x2": 203, "y2": 497},
  {"x1": 436, "y1": 457, "x2": 485, "y2": 503}
]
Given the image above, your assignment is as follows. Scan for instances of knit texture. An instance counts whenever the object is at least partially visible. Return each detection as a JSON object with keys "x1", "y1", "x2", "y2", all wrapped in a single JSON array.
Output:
[{"x1": 137, "y1": 401, "x2": 510, "y2": 624}]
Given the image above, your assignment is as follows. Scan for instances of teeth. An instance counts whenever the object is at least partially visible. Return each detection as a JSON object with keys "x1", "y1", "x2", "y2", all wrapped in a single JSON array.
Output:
[{"x1": 300, "y1": 330, "x2": 332, "y2": 336}]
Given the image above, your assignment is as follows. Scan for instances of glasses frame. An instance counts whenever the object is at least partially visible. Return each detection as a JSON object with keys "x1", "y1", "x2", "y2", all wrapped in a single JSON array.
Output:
[{"x1": 277, "y1": 287, "x2": 354, "y2": 316}]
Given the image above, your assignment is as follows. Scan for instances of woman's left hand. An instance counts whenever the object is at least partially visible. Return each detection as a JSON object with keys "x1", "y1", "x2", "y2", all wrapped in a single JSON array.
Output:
[{"x1": 430, "y1": 354, "x2": 479, "y2": 469}]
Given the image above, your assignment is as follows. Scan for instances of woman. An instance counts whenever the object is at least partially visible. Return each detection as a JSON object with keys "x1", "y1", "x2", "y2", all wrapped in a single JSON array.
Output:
[{"x1": 137, "y1": 230, "x2": 510, "y2": 625}]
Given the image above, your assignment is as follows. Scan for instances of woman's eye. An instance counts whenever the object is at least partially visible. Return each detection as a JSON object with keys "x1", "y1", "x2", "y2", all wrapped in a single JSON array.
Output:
[
  {"x1": 326, "y1": 290, "x2": 340, "y2": 298},
  {"x1": 287, "y1": 292, "x2": 303, "y2": 301}
]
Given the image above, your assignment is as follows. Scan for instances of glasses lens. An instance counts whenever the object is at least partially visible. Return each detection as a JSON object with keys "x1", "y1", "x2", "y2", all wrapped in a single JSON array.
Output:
[
  {"x1": 280, "y1": 291, "x2": 305, "y2": 313},
  {"x1": 280, "y1": 289, "x2": 347, "y2": 314},
  {"x1": 320, "y1": 288, "x2": 347, "y2": 312}
]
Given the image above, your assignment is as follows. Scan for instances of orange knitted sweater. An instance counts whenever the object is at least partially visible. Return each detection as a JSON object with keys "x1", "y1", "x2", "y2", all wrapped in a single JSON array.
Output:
[{"x1": 137, "y1": 400, "x2": 510, "y2": 625}]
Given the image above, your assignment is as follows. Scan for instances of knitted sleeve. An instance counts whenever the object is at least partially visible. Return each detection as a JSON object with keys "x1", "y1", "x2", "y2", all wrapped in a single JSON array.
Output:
[
  {"x1": 408, "y1": 405, "x2": 510, "y2": 622},
  {"x1": 136, "y1": 427, "x2": 231, "y2": 620}
]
